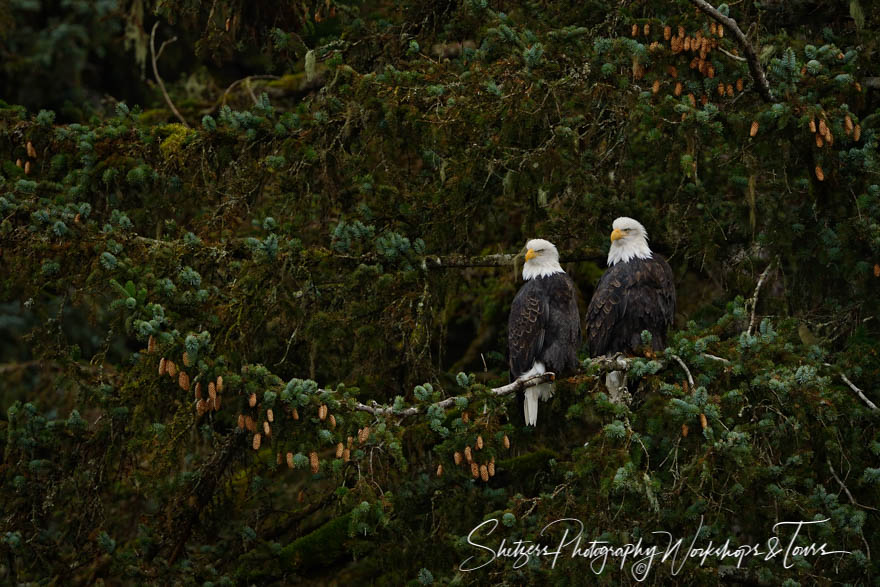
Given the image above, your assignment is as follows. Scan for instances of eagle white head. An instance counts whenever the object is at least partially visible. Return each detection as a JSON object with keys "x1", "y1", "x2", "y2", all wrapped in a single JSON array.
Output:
[
  {"x1": 607, "y1": 217, "x2": 653, "y2": 266},
  {"x1": 522, "y1": 238, "x2": 564, "y2": 280}
]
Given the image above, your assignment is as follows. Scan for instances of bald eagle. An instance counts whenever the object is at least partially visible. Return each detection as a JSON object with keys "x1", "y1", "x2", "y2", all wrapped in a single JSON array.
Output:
[
  {"x1": 586, "y1": 217, "x2": 675, "y2": 358},
  {"x1": 508, "y1": 239, "x2": 581, "y2": 426}
]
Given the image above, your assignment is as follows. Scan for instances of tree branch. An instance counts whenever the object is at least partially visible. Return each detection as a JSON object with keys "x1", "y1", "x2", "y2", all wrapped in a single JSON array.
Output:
[
  {"x1": 422, "y1": 247, "x2": 604, "y2": 269},
  {"x1": 839, "y1": 372, "x2": 878, "y2": 411},
  {"x1": 747, "y1": 262, "x2": 774, "y2": 336},
  {"x1": 353, "y1": 372, "x2": 557, "y2": 416},
  {"x1": 716, "y1": 46, "x2": 746, "y2": 63},
  {"x1": 130, "y1": 234, "x2": 603, "y2": 271},
  {"x1": 686, "y1": 0, "x2": 774, "y2": 102},
  {"x1": 349, "y1": 353, "x2": 722, "y2": 418},
  {"x1": 150, "y1": 22, "x2": 189, "y2": 127},
  {"x1": 827, "y1": 456, "x2": 878, "y2": 511},
  {"x1": 701, "y1": 353, "x2": 731, "y2": 364},
  {"x1": 671, "y1": 354, "x2": 695, "y2": 387}
]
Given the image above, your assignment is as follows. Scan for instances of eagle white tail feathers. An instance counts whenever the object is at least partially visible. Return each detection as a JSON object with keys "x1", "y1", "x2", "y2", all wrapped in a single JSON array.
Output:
[
  {"x1": 604, "y1": 371, "x2": 630, "y2": 405},
  {"x1": 523, "y1": 383, "x2": 554, "y2": 426}
]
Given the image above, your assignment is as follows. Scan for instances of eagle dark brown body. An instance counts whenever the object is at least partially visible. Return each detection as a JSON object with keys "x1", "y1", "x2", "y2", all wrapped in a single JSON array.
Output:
[
  {"x1": 508, "y1": 273, "x2": 581, "y2": 382},
  {"x1": 585, "y1": 255, "x2": 675, "y2": 356}
]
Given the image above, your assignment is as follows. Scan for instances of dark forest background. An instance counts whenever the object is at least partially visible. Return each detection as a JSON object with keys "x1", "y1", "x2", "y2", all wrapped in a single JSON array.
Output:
[{"x1": 1, "y1": 0, "x2": 879, "y2": 584}]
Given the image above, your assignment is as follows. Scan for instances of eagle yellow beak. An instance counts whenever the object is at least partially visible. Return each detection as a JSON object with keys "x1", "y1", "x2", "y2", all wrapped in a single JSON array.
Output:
[
  {"x1": 610, "y1": 228, "x2": 624, "y2": 242},
  {"x1": 525, "y1": 248, "x2": 537, "y2": 261}
]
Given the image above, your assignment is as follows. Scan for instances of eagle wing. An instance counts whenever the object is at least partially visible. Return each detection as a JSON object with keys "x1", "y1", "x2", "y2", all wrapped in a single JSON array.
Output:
[
  {"x1": 508, "y1": 281, "x2": 548, "y2": 377},
  {"x1": 586, "y1": 256, "x2": 675, "y2": 356},
  {"x1": 626, "y1": 256, "x2": 675, "y2": 350},
  {"x1": 585, "y1": 266, "x2": 626, "y2": 357}
]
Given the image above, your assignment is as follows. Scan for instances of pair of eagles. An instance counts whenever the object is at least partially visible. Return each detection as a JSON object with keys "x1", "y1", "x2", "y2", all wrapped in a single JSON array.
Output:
[{"x1": 508, "y1": 217, "x2": 675, "y2": 425}]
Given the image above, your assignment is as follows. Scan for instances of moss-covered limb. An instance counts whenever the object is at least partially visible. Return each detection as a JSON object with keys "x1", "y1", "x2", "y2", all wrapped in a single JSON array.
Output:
[
  {"x1": 234, "y1": 510, "x2": 378, "y2": 581},
  {"x1": 274, "y1": 512, "x2": 354, "y2": 574},
  {"x1": 423, "y1": 247, "x2": 605, "y2": 268}
]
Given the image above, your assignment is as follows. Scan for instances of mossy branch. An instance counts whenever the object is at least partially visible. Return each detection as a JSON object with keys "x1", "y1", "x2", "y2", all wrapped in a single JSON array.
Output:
[
  {"x1": 130, "y1": 235, "x2": 603, "y2": 270},
  {"x1": 422, "y1": 248, "x2": 604, "y2": 269}
]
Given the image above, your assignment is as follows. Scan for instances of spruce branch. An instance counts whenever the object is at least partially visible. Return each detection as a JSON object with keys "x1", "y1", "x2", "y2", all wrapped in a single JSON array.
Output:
[
  {"x1": 422, "y1": 248, "x2": 604, "y2": 269},
  {"x1": 352, "y1": 372, "x2": 556, "y2": 417},
  {"x1": 347, "y1": 354, "x2": 724, "y2": 418},
  {"x1": 129, "y1": 235, "x2": 603, "y2": 270},
  {"x1": 685, "y1": 0, "x2": 774, "y2": 102}
]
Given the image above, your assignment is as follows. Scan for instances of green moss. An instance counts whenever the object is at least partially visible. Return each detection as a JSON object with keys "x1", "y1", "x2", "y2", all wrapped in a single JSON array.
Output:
[
  {"x1": 158, "y1": 123, "x2": 197, "y2": 163},
  {"x1": 278, "y1": 512, "x2": 354, "y2": 571}
]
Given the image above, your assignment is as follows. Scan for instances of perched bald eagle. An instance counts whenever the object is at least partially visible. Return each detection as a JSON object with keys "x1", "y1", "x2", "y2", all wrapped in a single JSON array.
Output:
[
  {"x1": 586, "y1": 217, "x2": 675, "y2": 358},
  {"x1": 508, "y1": 239, "x2": 581, "y2": 426}
]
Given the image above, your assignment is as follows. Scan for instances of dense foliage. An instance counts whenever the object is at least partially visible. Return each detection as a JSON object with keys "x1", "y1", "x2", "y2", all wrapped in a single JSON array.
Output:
[{"x1": 1, "y1": 0, "x2": 878, "y2": 583}]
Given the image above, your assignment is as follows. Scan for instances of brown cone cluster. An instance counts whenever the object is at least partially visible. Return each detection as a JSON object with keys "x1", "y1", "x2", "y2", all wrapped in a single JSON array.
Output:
[{"x1": 629, "y1": 17, "x2": 743, "y2": 107}]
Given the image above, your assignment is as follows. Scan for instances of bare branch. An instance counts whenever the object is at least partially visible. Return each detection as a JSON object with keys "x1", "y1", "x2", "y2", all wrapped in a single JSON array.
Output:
[
  {"x1": 747, "y1": 262, "x2": 774, "y2": 336},
  {"x1": 716, "y1": 46, "x2": 746, "y2": 62},
  {"x1": 827, "y1": 456, "x2": 878, "y2": 511},
  {"x1": 701, "y1": 353, "x2": 731, "y2": 364},
  {"x1": 686, "y1": 0, "x2": 774, "y2": 102},
  {"x1": 840, "y1": 372, "x2": 878, "y2": 411},
  {"x1": 671, "y1": 354, "x2": 695, "y2": 387},
  {"x1": 150, "y1": 22, "x2": 189, "y2": 127}
]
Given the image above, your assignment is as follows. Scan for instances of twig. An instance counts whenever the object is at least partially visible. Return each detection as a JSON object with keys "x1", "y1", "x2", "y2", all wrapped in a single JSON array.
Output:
[
  {"x1": 747, "y1": 262, "x2": 774, "y2": 336},
  {"x1": 244, "y1": 77, "x2": 259, "y2": 105},
  {"x1": 686, "y1": 0, "x2": 774, "y2": 102},
  {"x1": 716, "y1": 46, "x2": 747, "y2": 62},
  {"x1": 150, "y1": 22, "x2": 188, "y2": 127},
  {"x1": 274, "y1": 327, "x2": 299, "y2": 366},
  {"x1": 839, "y1": 372, "x2": 878, "y2": 411},
  {"x1": 827, "y1": 456, "x2": 878, "y2": 511},
  {"x1": 203, "y1": 75, "x2": 281, "y2": 114},
  {"x1": 671, "y1": 354, "x2": 695, "y2": 387},
  {"x1": 701, "y1": 353, "x2": 731, "y2": 364}
]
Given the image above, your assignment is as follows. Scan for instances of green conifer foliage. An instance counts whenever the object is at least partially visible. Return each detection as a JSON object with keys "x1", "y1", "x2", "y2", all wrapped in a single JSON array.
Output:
[{"x1": 1, "y1": 0, "x2": 878, "y2": 583}]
